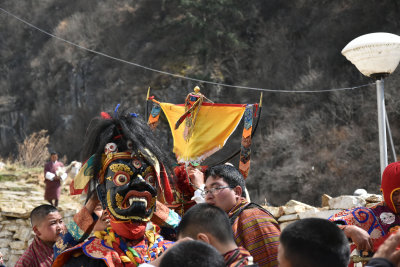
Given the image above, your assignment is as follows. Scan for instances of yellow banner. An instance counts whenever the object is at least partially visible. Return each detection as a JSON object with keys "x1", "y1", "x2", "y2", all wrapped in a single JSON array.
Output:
[{"x1": 160, "y1": 103, "x2": 246, "y2": 163}]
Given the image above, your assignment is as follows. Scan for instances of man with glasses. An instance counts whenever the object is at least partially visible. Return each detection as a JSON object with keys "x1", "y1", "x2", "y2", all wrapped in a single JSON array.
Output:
[{"x1": 203, "y1": 164, "x2": 281, "y2": 267}]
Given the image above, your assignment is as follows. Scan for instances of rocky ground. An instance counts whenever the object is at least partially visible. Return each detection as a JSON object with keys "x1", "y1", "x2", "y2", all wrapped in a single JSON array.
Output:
[{"x1": 0, "y1": 164, "x2": 383, "y2": 266}]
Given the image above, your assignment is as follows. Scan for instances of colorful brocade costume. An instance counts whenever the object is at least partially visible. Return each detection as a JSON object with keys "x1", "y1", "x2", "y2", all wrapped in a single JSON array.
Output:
[
  {"x1": 329, "y1": 202, "x2": 400, "y2": 251},
  {"x1": 228, "y1": 198, "x2": 280, "y2": 267},
  {"x1": 53, "y1": 228, "x2": 173, "y2": 267},
  {"x1": 53, "y1": 201, "x2": 179, "y2": 266},
  {"x1": 53, "y1": 109, "x2": 179, "y2": 266}
]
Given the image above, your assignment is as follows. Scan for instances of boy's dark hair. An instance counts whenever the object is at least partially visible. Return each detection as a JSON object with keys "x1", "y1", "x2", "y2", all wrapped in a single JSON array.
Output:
[
  {"x1": 160, "y1": 240, "x2": 225, "y2": 267},
  {"x1": 280, "y1": 218, "x2": 350, "y2": 267},
  {"x1": 177, "y1": 203, "x2": 235, "y2": 244},
  {"x1": 205, "y1": 164, "x2": 246, "y2": 197},
  {"x1": 30, "y1": 204, "x2": 58, "y2": 226}
]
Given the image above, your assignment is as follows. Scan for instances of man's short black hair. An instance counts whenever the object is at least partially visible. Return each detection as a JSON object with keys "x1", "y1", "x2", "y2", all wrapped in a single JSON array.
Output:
[
  {"x1": 177, "y1": 203, "x2": 235, "y2": 244},
  {"x1": 280, "y1": 218, "x2": 350, "y2": 267},
  {"x1": 160, "y1": 240, "x2": 225, "y2": 267},
  {"x1": 205, "y1": 164, "x2": 246, "y2": 197},
  {"x1": 30, "y1": 204, "x2": 58, "y2": 226}
]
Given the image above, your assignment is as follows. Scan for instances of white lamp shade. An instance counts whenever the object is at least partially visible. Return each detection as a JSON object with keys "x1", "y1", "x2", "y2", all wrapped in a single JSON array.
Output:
[{"x1": 342, "y1": 32, "x2": 400, "y2": 77}]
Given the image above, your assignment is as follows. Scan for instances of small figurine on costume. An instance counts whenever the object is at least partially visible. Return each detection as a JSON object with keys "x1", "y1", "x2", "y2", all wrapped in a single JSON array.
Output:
[{"x1": 53, "y1": 107, "x2": 177, "y2": 267}]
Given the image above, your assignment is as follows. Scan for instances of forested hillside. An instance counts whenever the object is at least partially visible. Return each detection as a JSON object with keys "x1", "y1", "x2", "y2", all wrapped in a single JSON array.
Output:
[{"x1": 1, "y1": 0, "x2": 400, "y2": 205}]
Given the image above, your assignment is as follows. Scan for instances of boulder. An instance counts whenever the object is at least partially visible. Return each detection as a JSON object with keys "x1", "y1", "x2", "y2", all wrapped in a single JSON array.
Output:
[
  {"x1": 0, "y1": 239, "x2": 9, "y2": 248},
  {"x1": 0, "y1": 230, "x2": 12, "y2": 238},
  {"x1": 328, "y1": 195, "x2": 366, "y2": 210},
  {"x1": 283, "y1": 204, "x2": 306, "y2": 215},
  {"x1": 1, "y1": 207, "x2": 30, "y2": 219},
  {"x1": 9, "y1": 241, "x2": 26, "y2": 250},
  {"x1": 283, "y1": 199, "x2": 314, "y2": 214},
  {"x1": 5, "y1": 224, "x2": 19, "y2": 232},
  {"x1": 298, "y1": 208, "x2": 343, "y2": 220},
  {"x1": 278, "y1": 213, "x2": 299, "y2": 222},
  {"x1": 13, "y1": 227, "x2": 32, "y2": 242},
  {"x1": 321, "y1": 194, "x2": 331, "y2": 207},
  {"x1": 284, "y1": 200, "x2": 314, "y2": 209},
  {"x1": 263, "y1": 206, "x2": 284, "y2": 218}
]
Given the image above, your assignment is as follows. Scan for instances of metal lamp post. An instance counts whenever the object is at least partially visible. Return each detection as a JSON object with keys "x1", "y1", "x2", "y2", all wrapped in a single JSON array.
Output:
[{"x1": 342, "y1": 32, "x2": 400, "y2": 175}]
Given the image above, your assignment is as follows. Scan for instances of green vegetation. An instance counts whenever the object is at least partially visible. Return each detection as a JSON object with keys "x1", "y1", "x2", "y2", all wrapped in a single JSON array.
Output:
[{"x1": 0, "y1": 174, "x2": 15, "y2": 182}]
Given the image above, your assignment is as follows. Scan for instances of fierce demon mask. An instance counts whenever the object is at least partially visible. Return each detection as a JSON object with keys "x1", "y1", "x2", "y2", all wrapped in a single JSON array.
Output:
[
  {"x1": 97, "y1": 148, "x2": 159, "y2": 222},
  {"x1": 70, "y1": 109, "x2": 174, "y2": 223}
]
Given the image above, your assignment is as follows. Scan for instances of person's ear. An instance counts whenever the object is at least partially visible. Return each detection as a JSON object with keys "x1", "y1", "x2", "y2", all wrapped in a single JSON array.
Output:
[
  {"x1": 197, "y1": 233, "x2": 210, "y2": 244},
  {"x1": 233, "y1": 185, "x2": 242, "y2": 198},
  {"x1": 32, "y1": 225, "x2": 41, "y2": 236}
]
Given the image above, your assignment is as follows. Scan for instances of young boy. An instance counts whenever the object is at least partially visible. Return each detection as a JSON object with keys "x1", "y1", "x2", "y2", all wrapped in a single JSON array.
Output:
[
  {"x1": 278, "y1": 218, "x2": 349, "y2": 267},
  {"x1": 15, "y1": 204, "x2": 65, "y2": 267},
  {"x1": 177, "y1": 203, "x2": 255, "y2": 266}
]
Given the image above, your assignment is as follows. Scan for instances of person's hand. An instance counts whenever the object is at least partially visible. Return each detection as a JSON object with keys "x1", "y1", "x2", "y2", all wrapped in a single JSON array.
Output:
[
  {"x1": 187, "y1": 167, "x2": 204, "y2": 190},
  {"x1": 373, "y1": 231, "x2": 400, "y2": 266},
  {"x1": 344, "y1": 225, "x2": 374, "y2": 252},
  {"x1": 85, "y1": 193, "x2": 100, "y2": 213},
  {"x1": 54, "y1": 175, "x2": 61, "y2": 181}
]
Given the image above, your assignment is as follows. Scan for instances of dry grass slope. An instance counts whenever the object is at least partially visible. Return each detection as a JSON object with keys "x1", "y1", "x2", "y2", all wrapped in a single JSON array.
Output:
[{"x1": 17, "y1": 130, "x2": 50, "y2": 168}]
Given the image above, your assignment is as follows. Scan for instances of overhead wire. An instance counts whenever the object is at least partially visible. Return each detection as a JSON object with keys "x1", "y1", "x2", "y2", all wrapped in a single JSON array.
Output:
[{"x1": 0, "y1": 7, "x2": 375, "y2": 93}]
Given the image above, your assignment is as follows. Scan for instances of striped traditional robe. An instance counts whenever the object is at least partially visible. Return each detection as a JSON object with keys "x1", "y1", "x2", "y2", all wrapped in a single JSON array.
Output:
[
  {"x1": 228, "y1": 198, "x2": 281, "y2": 267},
  {"x1": 223, "y1": 246, "x2": 254, "y2": 267},
  {"x1": 15, "y1": 236, "x2": 54, "y2": 267}
]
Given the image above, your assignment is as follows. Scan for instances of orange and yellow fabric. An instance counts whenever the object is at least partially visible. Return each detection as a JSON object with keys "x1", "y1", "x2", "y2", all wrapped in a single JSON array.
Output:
[{"x1": 159, "y1": 102, "x2": 246, "y2": 163}]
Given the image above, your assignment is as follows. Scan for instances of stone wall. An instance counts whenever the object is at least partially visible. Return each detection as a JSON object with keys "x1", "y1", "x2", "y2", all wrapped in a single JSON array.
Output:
[{"x1": 264, "y1": 193, "x2": 382, "y2": 230}]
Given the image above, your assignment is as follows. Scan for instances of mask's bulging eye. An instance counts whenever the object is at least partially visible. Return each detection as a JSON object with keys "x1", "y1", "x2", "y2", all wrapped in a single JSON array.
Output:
[
  {"x1": 113, "y1": 172, "x2": 130, "y2": 186},
  {"x1": 132, "y1": 159, "x2": 142, "y2": 169}
]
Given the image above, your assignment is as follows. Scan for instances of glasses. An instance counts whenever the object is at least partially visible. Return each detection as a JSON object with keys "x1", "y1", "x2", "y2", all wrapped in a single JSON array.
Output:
[{"x1": 201, "y1": 186, "x2": 232, "y2": 197}]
